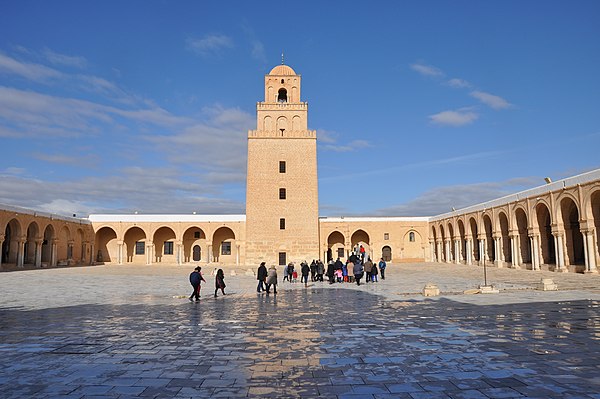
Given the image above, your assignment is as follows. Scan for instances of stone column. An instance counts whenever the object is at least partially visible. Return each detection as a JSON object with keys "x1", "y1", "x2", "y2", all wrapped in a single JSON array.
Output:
[
  {"x1": 236, "y1": 244, "x2": 240, "y2": 266},
  {"x1": 176, "y1": 241, "x2": 182, "y2": 265},
  {"x1": 17, "y1": 237, "x2": 25, "y2": 268},
  {"x1": 583, "y1": 229, "x2": 598, "y2": 273},
  {"x1": 436, "y1": 240, "x2": 443, "y2": 262},
  {"x1": 35, "y1": 239, "x2": 43, "y2": 268},
  {"x1": 90, "y1": 242, "x2": 95, "y2": 265},
  {"x1": 445, "y1": 240, "x2": 451, "y2": 263},
  {"x1": 51, "y1": 239, "x2": 58, "y2": 267},
  {"x1": 117, "y1": 240, "x2": 124, "y2": 265},
  {"x1": 529, "y1": 235, "x2": 540, "y2": 271},
  {"x1": 81, "y1": 241, "x2": 86, "y2": 265},
  {"x1": 466, "y1": 238, "x2": 473, "y2": 265},
  {"x1": 510, "y1": 235, "x2": 517, "y2": 268},
  {"x1": 477, "y1": 238, "x2": 484, "y2": 265},
  {"x1": 494, "y1": 236, "x2": 501, "y2": 267},
  {"x1": 454, "y1": 240, "x2": 461, "y2": 264},
  {"x1": 146, "y1": 241, "x2": 154, "y2": 265},
  {"x1": 207, "y1": 244, "x2": 212, "y2": 264},
  {"x1": 67, "y1": 239, "x2": 75, "y2": 262},
  {"x1": 553, "y1": 230, "x2": 567, "y2": 272},
  {"x1": 429, "y1": 241, "x2": 435, "y2": 262}
]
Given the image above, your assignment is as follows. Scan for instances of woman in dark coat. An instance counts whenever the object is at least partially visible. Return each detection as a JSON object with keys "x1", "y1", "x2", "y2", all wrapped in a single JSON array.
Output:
[
  {"x1": 326, "y1": 260, "x2": 335, "y2": 284},
  {"x1": 257, "y1": 262, "x2": 268, "y2": 292},
  {"x1": 214, "y1": 269, "x2": 226, "y2": 297}
]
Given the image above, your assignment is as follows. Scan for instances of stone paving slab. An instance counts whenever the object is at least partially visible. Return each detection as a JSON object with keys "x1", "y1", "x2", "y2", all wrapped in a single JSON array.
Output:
[{"x1": 0, "y1": 263, "x2": 600, "y2": 398}]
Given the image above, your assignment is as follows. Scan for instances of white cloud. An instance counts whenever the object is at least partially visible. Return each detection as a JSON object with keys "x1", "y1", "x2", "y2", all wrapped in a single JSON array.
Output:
[
  {"x1": 250, "y1": 40, "x2": 267, "y2": 63},
  {"x1": 0, "y1": 169, "x2": 246, "y2": 217},
  {"x1": 317, "y1": 129, "x2": 371, "y2": 152},
  {"x1": 145, "y1": 105, "x2": 254, "y2": 182},
  {"x1": 0, "y1": 86, "x2": 191, "y2": 138},
  {"x1": 446, "y1": 78, "x2": 471, "y2": 88},
  {"x1": 410, "y1": 62, "x2": 444, "y2": 77},
  {"x1": 470, "y1": 90, "x2": 512, "y2": 110},
  {"x1": 43, "y1": 48, "x2": 87, "y2": 68},
  {"x1": 0, "y1": 52, "x2": 63, "y2": 81},
  {"x1": 429, "y1": 108, "x2": 478, "y2": 126},
  {"x1": 375, "y1": 177, "x2": 539, "y2": 217},
  {"x1": 186, "y1": 34, "x2": 233, "y2": 56},
  {"x1": 321, "y1": 140, "x2": 371, "y2": 153}
]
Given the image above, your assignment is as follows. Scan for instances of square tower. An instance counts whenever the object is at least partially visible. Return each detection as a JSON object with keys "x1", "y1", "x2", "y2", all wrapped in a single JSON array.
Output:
[{"x1": 245, "y1": 64, "x2": 320, "y2": 266}]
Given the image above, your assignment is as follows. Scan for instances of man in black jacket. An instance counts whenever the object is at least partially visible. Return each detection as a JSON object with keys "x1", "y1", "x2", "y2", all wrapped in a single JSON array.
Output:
[
  {"x1": 257, "y1": 262, "x2": 268, "y2": 292},
  {"x1": 189, "y1": 266, "x2": 206, "y2": 301}
]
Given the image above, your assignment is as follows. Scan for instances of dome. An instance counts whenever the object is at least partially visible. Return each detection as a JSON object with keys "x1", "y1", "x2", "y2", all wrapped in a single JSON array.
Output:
[{"x1": 269, "y1": 64, "x2": 296, "y2": 76}]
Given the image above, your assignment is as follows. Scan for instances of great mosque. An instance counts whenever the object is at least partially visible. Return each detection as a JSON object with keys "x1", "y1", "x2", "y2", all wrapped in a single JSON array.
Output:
[{"x1": 1, "y1": 64, "x2": 599, "y2": 274}]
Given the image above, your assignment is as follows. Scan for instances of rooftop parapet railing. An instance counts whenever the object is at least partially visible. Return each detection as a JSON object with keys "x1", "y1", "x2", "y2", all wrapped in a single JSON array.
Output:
[{"x1": 257, "y1": 102, "x2": 308, "y2": 110}]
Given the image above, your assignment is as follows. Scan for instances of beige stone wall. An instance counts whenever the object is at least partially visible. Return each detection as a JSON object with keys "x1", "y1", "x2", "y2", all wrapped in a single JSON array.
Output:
[
  {"x1": 245, "y1": 65, "x2": 320, "y2": 266},
  {"x1": 319, "y1": 218, "x2": 430, "y2": 263},
  {"x1": 246, "y1": 137, "x2": 319, "y2": 265},
  {"x1": 90, "y1": 220, "x2": 246, "y2": 266},
  {"x1": 430, "y1": 171, "x2": 600, "y2": 273},
  {"x1": 0, "y1": 207, "x2": 94, "y2": 268}
]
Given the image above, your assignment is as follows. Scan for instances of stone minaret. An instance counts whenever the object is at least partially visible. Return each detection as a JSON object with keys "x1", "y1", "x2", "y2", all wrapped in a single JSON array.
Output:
[{"x1": 245, "y1": 63, "x2": 319, "y2": 266}]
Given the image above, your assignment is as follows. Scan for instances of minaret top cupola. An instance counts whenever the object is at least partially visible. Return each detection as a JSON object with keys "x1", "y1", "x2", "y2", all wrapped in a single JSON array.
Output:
[{"x1": 264, "y1": 64, "x2": 301, "y2": 103}]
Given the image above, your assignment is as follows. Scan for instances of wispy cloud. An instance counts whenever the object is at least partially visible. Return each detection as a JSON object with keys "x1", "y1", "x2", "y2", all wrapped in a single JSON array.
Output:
[
  {"x1": 0, "y1": 86, "x2": 191, "y2": 138},
  {"x1": 317, "y1": 129, "x2": 371, "y2": 152},
  {"x1": 446, "y1": 78, "x2": 471, "y2": 88},
  {"x1": 145, "y1": 105, "x2": 254, "y2": 183},
  {"x1": 0, "y1": 169, "x2": 246, "y2": 217},
  {"x1": 242, "y1": 24, "x2": 267, "y2": 63},
  {"x1": 410, "y1": 62, "x2": 444, "y2": 77},
  {"x1": 0, "y1": 52, "x2": 63, "y2": 82},
  {"x1": 374, "y1": 177, "x2": 539, "y2": 217},
  {"x1": 186, "y1": 34, "x2": 233, "y2": 57},
  {"x1": 470, "y1": 90, "x2": 512, "y2": 110},
  {"x1": 43, "y1": 48, "x2": 87, "y2": 68},
  {"x1": 429, "y1": 108, "x2": 478, "y2": 126}
]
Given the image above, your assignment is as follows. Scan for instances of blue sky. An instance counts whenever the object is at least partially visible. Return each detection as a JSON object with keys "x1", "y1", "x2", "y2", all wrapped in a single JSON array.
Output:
[{"x1": 1, "y1": 1, "x2": 599, "y2": 217}]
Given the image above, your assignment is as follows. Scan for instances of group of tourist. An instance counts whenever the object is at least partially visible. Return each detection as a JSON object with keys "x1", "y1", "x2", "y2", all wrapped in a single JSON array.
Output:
[
  {"x1": 188, "y1": 253, "x2": 388, "y2": 300},
  {"x1": 188, "y1": 266, "x2": 226, "y2": 301}
]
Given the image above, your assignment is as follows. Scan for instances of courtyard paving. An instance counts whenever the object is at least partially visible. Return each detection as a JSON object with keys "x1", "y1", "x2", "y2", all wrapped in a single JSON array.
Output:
[{"x1": 0, "y1": 263, "x2": 600, "y2": 398}]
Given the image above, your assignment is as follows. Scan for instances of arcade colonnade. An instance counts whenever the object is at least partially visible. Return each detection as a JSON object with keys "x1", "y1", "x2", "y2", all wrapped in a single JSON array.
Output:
[
  {"x1": 319, "y1": 217, "x2": 429, "y2": 263},
  {"x1": 429, "y1": 170, "x2": 600, "y2": 273},
  {"x1": 0, "y1": 205, "x2": 94, "y2": 269},
  {"x1": 88, "y1": 214, "x2": 246, "y2": 266}
]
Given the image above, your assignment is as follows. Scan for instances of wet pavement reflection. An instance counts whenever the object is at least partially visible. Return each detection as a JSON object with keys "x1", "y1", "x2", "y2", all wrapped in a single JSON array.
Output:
[{"x1": 1, "y1": 289, "x2": 600, "y2": 398}]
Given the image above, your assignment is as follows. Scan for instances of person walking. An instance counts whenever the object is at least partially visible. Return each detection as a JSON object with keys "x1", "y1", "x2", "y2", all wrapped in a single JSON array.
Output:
[
  {"x1": 189, "y1": 266, "x2": 206, "y2": 302},
  {"x1": 371, "y1": 261, "x2": 378, "y2": 282},
  {"x1": 266, "y1": 265, "x2": 278, "y2": 294},
  {"x1": 257, "y1": 262, "x2": 268, "y2": 292},
  {"x1": 378, "y1": 258, "x2": 387, "y2": 280},
  {"x1": 214, "y1": 269, "x2": 226, "y2": 297},
  {"x1": 301, "y1": 261, "x2": 310, "y2": 287},
  {"x1": 310, "y1": 260, "x2": 317, "y2": 282},
  {"x1": 346, "y1": 259, "x2": 354, "y2": 284},
  {"x1": 317, "y1": 260, "x2": 325, "y2": 282},
  {"x1": 287, "y1": 262, "x2": 295, "y2": 283},
  {"x1": 353, "y1": 261, "x2": 364, "y2": 286},
  {"x1": 364, "y1": 258, "x2": 373, "y2": 283}
]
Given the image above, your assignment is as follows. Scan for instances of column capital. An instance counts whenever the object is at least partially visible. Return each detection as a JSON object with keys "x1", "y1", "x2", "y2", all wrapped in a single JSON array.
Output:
[
  {"x1": 35, "y1": 239, "x2": 44, "y2": 245},
  {"x1": 0, "y1": 233, "x2": 5, "y2": 241},
  {"x1": 580, "y1": 227, "x2": 595, "y2": 235}
]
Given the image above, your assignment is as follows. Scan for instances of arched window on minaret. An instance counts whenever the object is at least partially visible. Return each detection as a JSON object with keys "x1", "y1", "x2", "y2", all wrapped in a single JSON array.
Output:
[{"x1": 278, "y1": 88, "x2": 288, "y2": 103}]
